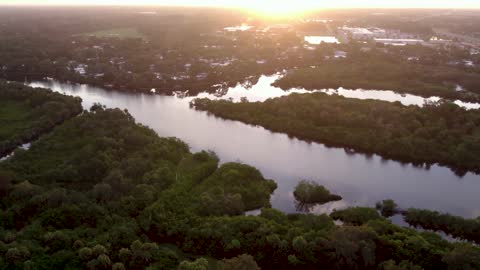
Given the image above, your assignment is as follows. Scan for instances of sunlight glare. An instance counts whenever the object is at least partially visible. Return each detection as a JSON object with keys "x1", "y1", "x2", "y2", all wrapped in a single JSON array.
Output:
[{"x1": 244, "y1": 0, "x2": 316, "y2": 18}]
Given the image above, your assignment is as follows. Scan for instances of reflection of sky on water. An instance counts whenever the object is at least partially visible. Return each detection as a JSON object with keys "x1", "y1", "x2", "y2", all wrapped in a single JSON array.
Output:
[
  {"x1": 0, "y1": 142, "x2": 31, "y2": 162},
  {"x1": 28, "y1": 79, "x2": 480, "y2": 219},
  {"x1": 193, "y1": 74, "x2": 480, "y2": 110},
  {"x1": 304, "y1": 36, "x2": 340, "y2": 45}
]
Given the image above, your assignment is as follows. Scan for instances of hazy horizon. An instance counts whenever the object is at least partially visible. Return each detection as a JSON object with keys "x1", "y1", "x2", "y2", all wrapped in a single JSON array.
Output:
[{"x1": 1, "y1": 0, "x2": 480, "y2": 9}]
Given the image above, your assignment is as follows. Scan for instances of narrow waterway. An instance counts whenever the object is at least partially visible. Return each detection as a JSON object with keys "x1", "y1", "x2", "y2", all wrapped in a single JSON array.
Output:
[{"x1": 0, "y1": 142, "x2": 31, "y2": 162}]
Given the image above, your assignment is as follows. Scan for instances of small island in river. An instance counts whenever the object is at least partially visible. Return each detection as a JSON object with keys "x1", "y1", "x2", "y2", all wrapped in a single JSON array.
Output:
[{"x1": 293, "y1": 180, "x2": 342, "y2": 204}]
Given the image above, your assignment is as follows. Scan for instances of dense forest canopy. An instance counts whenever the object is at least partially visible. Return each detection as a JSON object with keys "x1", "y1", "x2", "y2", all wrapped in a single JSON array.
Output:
[
  {"x1": 0, "y1": 83, "x2": 479, "y2": 269},
  {"x1": 0, "y1": 81, "x2": 82, "y2": 158},
  {"x1": 273, "y1": 55, "x2": 480, "y2": 102},
  {"x1": 192, "y1": 92, "x2": 480, "y2": 174},
  {"x1": 0, "y1": 7, "x2": 480, "y2": 269},
  {"x1": 0, "y1": 105, "x2": 277, "y2": 269},
  {"x1": 0, "y1": 7, "x2": 478, "y2": 98},
  {"x1": 403, "y1": 208, "x2": 480, "y2": 245}
]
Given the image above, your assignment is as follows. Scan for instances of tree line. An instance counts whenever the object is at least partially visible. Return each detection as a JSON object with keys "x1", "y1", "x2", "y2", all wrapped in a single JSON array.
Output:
[
  {"x1": 0, "y1": 85, "x2": 479, "y2": 269},
  {"x1": 0, "y1": 107, "x2": 477, "y2": 269},
  {"x1": 192, "y1": 93, "x2": 480, "y2": 174},
  {"x1": 0, "y1": 81, "x2": 82, "y2": 158},
  {"x1": 273, "y1": 55, "x2": 480, "y2": 103}
]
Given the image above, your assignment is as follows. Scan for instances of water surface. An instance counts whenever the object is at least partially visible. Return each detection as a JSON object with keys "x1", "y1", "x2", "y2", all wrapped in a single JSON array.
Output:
[
  {"x1": 196, "y1": 74, "x2": 480, "y2": 110},
  {"x1": 304, "y1": 36, "x2": 340, "y2": 44},
  {"x1": 0, "y1": 143, "x2": 31, "y2": 162},
  {"x1": 28, "y1": 79, "x2": 480, "y2": 218}
]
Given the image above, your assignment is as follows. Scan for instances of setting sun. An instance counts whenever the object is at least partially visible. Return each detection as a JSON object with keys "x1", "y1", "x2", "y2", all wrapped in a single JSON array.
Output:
[
  {"x1": 243, "y1": 0, "x2": 315, "y2": 18},
  {"x1": 1, "y1": 0, "x2": 480, "y2": 267},
  {"x1": 2, "y1": 0, "x2": 479, "y2": 9}
]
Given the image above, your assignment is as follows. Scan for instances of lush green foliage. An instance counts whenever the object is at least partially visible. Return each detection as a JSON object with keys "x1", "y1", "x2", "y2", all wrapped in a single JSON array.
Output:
[
  {"x1": 273, "y1": 56, "x2": 480, "y2": 102},
  {"x1": 293, "y1": 180, "x2": 342, "y2": 204},
  {"x1": 0, "y1": 102, "x2": 479, "y2": 269},
  {"x1": 0, "y1": 107, "x2": 276, "y2": 269},
  {"x1": 0, "y1": 105, "x2": 189, "y2": 190},
  {"x1": 0, "y1": 81, "x2": 82, "y2": 157},
  {"x1": 178, "y1": 258, "x2": 209, "y2": 270},
  {"x1": 193, "y1": 93, "x2": 480, "y2": 174},
  {"x1": 1, "y1": 9, "x2": 480, "y2": 270},
  {"x1": 193, "y1": 162, "x2": 277, "y2": 215},
  {"x1": 217, "y1": 254, "x2": 260, "y2": 270},
  {"x1": 376, "y1": 200, "x2": 399, "y2": 218},
  {"x1": 404, "y1": 209, "x2": 480, "y2": 244},
  {"x1": 331, "y1": 207, "x2": 383, "y2": 225}
]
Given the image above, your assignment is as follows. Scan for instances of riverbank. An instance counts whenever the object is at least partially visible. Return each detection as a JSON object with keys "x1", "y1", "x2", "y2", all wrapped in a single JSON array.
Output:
[
  {"x1": 0, "y1": 81, "x2": 83, "y2": 158},
  {"x1": 1, "y1": 102, "x2": 479, "y2": 269},
  {"x1": 28, "y1": 79, "x2": 480, "y2": 221},
  {"x1": 273, "y1": 60, "x2": 480, "y2": 103},
  {"x1": 192, "y1": 92, "x2": 480, "y2": 175}
]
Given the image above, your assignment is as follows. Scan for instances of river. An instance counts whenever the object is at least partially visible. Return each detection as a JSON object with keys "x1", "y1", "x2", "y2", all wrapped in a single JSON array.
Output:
[
  {"x1": 28, "y1": 76, "x2": 480, "y2": 219},
  {"x1": 0, "y1": 142, "x2": 31, "y2": 162}
]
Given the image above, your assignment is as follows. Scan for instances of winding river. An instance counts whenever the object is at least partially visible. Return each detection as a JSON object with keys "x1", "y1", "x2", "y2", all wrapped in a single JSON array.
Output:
[{"x1": 28, "y1": 76, "x2": 480, "y2": 219}]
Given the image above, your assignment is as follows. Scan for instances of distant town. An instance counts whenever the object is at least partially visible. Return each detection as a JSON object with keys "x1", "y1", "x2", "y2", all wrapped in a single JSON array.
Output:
[{"x1": 0, "y1": 8, "x2": 478, "y2": 96}]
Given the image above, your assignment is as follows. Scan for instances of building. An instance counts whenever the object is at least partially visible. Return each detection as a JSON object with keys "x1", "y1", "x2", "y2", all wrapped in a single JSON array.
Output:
[
  {"x1": 223, "y1": 25, "x2": 254, "y2": 33},
  {"x1": 374, "y1": 38, "x2": 424, "y2": 46},
  {"x1": 338, "y1": 27, "x2": 387, "y2": 41},
  {"x1": 338, "y1": 27, "x2": 421, "y2": 43}
]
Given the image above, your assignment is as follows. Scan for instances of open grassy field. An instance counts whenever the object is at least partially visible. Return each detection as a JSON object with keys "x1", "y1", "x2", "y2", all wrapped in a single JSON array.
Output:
[{"x1": 77, "y1": 27, "x2": 146, "y2": 39}]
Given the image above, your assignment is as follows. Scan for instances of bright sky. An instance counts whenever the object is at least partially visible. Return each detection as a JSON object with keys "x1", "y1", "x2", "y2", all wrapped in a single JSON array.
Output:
[
  {"x1": 1, "y1": 0, "x2": 480, "y2": 8},
  {"x1": 1, "y1": 0, "x2": 479, "y2": 17}
]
